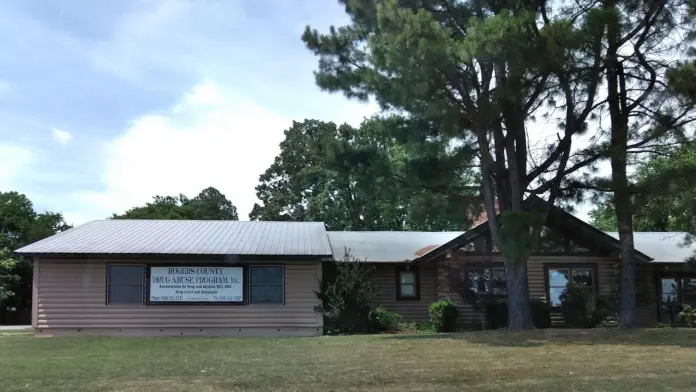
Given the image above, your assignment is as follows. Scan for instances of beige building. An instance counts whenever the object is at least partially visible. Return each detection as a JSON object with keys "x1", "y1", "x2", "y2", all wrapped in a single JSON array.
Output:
[{"x1": 16, "y1": 205, "x2": 696, "y2": 336}]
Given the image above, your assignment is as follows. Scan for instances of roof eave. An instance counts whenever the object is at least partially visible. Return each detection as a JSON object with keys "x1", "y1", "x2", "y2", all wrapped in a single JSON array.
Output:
[{"x1": 16, "y1": 252, "x2": 333, "y2": 261}]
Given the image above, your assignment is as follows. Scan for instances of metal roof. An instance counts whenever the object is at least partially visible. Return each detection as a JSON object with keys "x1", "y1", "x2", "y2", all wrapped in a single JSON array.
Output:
[
  {"x1": 17, "y1": 218, "x2": 693, "y2": 264},
  {"x1": 605, "y1": 232, "x2": 696, "y2": 263},
  {"x1": 15, "y1": 220, "x2": 333, "y2": 257},
  {"x1": 327, "y1": 231, "x2": 463, "y2": 262}
]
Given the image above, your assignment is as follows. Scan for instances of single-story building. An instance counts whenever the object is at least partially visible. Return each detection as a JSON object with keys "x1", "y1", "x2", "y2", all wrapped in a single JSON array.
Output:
[
  {"x1": 15, "y1": 204, "x2": 696, "y2": 336},
  {"x1": 16, "y1": 220, "x2": 332, "y2": 337}
]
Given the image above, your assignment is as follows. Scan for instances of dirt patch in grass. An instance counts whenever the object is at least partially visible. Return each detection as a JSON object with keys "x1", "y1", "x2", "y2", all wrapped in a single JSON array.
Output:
[{"x1": 2, "y1": 329, "x2": 696, "y2": 392}]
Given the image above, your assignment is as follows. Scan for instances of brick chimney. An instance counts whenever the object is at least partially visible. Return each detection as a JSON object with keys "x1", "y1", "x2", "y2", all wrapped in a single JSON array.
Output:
[{"x1": 469, "y1": 200, "x2": 499, "y2": 227}]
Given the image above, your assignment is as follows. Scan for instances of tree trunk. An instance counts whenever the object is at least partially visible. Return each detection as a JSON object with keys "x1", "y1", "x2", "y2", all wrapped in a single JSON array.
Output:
[
  {"x1": 617, "y1": 219, "x2": 636, "y2": 327},
  {"x1": 610, "y1": 114, "x2": 636, "y2": 327},
  {"x1": 611, "y1": 122, "x2": 636, "y2": 327},
  {"x1": 606, "y1": 0, "x2": 636, "y2": 328},
  {"x1": 505, "y1": 259, "x2": 534, "y2": 331}
]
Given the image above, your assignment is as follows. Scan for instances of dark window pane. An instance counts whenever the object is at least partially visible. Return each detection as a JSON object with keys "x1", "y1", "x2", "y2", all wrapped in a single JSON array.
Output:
[
  {"x1": 108, "y1": 285, "x2": 143, "y2": 304},
  {"x1": 467, "y1": 268, "x2": 484, "y2": 293},
  {"x1": 549, "y1": 269, "x2": 569, "y2": 287},
  {"x1": 108, "y1": 265, "x2": 143, "y2": 285},
  {"x1": 492, "y1": 267, "x2": 506, "y2": 281},
  {"x1": 492, "y1": 280, "x2": 507, "y2": 294},
  {"x1": 250, "y1": 266, "x2": 283, "y2": 285},
  {"x1": 572, "y1": 269, "x2": 593, "y2": 287},
  {"x1": 538, "y1": 227, "x2": 566, "y2": 252},
  {"x1": 683, "y1": 294, "x2": 696, "y2": 307},
  {"x1": 491, "y1": 267, "x2": 506, "y2": 294},
  {"x1": 250, "y1": 285, "x2": 283, "y2": 304},
  {"x1": 400, "y1": 271, "x2": 415, "y2": 285},
  {"x1": 569, "y1": 240, "x2": 590, "y2": 252},
  {"x1": 400, "y1": 283, "x2": 415, "y2": 296},
  {"x1": 467, "y1": 267, "x2": 506, "y2": 295},
  {"x1": 682, "y1": 278, "x2": 696, "y2": 294}
]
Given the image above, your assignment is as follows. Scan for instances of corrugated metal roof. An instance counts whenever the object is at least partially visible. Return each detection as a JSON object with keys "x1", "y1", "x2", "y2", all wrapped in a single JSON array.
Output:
[
  {"x1": 16, "y1": 220, "x2": 333, "y2": 256},
  {"x1": 605, "y1": 232, "x2": 696, "y2": 263},
  {"x1": 19, "y1": 219, "x2": 693, "y2": 264},
  {"x1": 327, "y1": 231, "x2": 464, "y2": 262}
]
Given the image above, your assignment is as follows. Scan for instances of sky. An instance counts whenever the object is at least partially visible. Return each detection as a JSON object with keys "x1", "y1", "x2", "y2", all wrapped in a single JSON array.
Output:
[
  {"x1": 0, "y1": 0, "x2": 380, "y2": 225},
  {"x1": 0, "y1": 0, "x2": 595, "y2": 226}
]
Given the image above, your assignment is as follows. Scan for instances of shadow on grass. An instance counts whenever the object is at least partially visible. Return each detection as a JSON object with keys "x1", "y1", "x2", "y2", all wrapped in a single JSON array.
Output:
[{"x1": 387, "y1": 328, "x2": 696, "y2": 348}]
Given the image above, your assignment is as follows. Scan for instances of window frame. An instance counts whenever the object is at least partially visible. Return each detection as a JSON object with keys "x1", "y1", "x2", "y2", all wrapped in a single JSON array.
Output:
[
  {"x1": 656, "y1": 271, "x2": 696, "y2": 323},
  {"x1": 543, "y1": 263, "x2": 598, "y2": 307},
  {"x1": 248, "y1": 265, "x2": 285, "y2": 306},
  {"x1": 464, "y1": 263, "x2": 507, "y2": 297},
  {"x1": 395, "y1": 266, "x2": 420, "y2": 301},
  {"x1": 467, "y1": 230, "x2": 607, "y2": 256},
  {"x1": 106, "y1": 263, "x2": 145, "y2": 306}
]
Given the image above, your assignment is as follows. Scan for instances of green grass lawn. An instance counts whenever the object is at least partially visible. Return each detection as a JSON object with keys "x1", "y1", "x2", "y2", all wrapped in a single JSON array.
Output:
[{"x1": 2, "y1": 329, "x2": 696, "y2": 392}]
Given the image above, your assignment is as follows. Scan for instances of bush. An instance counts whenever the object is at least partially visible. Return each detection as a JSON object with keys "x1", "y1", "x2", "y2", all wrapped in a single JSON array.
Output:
[
  {"x1": 428, "y1": 298, "x2": 459, "y2": 332},
  {"x1": 416, "y1": 321, "x2": 435, "y2": 333},
  {"x1": 482, "y1": 298, "x2": 551, "y2": 329},
  {"x1": 315, "y1": 254, "x2": 378, "y2": 334},
  {"x1": 370, "y1": 306, "x2": 404, "y2": 333},
  {"x1": 679, "y1": 304, "x2": 696, "y2": 327},
  {"x1": 559, "y1": 284, "x2": 615, "y2": 328}
]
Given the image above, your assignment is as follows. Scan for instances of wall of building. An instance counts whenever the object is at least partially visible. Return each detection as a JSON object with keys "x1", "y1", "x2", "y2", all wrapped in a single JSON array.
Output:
[
  {"x1": 368, "y1": 263, "x2": 438, "y2": 323},
  {"x1": 436, "y1": 252, "x2": 659, "y2": 327},
  {"x1": 33, "y1": 258, "x2": 323, "y2": 337}
]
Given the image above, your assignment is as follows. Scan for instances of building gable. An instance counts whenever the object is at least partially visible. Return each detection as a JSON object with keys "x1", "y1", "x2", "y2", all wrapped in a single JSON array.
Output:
[{"x1": 415, "y1": 197, "x2": 652, "y2": 263}]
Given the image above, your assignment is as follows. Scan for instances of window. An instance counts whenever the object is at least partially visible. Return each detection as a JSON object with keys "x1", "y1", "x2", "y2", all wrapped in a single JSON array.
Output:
[
  {"x1": 396, "y1": 268, "x2": 419, "y2": 300},
  {"x1": 249, "y1": 266, "x2": 284, "y2": 304},
  {"x1": 466, "y1": 265, "x2": 506, "y2": 296},
  {"x1": 659, "y1": 275, "x2": 696, "y2": 323},
  {"x1": 569, "y1": 240, "x2": 590, "y2": 253},
  {"x1": 107, "y1": 264, "x2": 144, "y2": 305},
  {"x1": 538, "y1": 227, "x2": 566, "y2": 253},
  {"x1": 546, "y1": 265, "x2": 595, "y2": 306}
]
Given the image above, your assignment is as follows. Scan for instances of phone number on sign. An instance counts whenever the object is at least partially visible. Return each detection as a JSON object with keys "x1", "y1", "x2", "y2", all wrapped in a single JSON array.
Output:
[{"x1": 149, "y1": 296, "x2": 242, "y2": 301}]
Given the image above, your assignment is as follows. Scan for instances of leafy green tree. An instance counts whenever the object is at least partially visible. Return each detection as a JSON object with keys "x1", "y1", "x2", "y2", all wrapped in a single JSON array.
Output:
[
  {"x1": 315, "y1": 252, "x2": 379, "y2": 334},
  {"x1": 666, "y1": 2, "x2": 696, "y2": 103},
  {"x1": 0, "y1": 248, "x2": 20, "y2": 304},
  {"x1": 0, "y1": 191, "x2": 71, "y2": 323},
  {"x1": 577, "y1": 0, "x2": 696, "y2": 327},
  {"x1": 590, "y1": 144, "x2": 696, "y2": 237},
  {"x1": 250, "y1": 117, "x2": 478, "y2": 230},
  {"x1": 303, "y1": 0, "x2": 607, "y2": 330},
  {"x1": 114, "y1": 187, "x2": 239, "y2": 220},
  {"x1": 589, "y1": 200, "x2": 672, "y2": 232}
]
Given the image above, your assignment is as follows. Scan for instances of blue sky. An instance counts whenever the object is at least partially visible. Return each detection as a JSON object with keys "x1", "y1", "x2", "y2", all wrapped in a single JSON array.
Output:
[
  {"x1": 0, "y1": 0, "x2": 378, "y2": 224},
  {"x1": 0, "y1": 0, "x2": 598, "y2": 226}
]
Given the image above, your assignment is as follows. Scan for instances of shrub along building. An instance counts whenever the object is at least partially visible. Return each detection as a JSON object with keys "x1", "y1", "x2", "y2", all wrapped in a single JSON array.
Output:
[{"x1": 16, "y1": 204, "x2": 696, "y2": 336}]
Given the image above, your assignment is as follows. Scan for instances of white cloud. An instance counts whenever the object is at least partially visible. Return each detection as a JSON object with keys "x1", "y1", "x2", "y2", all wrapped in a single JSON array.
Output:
[
  {"x1": 52, "y1": 127, "x2": 72, "y2": 145},
  {"x1": 62, "y1": 212, "x2": 91, "y2": 227},
  {"x1": 75, "y1": 79, "x2": 377, "y2": 221}
]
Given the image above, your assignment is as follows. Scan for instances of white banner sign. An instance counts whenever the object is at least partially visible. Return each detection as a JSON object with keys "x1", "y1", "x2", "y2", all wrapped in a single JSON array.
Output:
[{"x1": 149, "y1": 266, "x2": 243, "y2": 302}]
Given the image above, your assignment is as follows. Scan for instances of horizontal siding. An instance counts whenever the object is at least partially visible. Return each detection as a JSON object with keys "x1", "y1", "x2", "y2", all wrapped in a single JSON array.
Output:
[
  {"x1": 636, "y1": 263, "x2": 658, "y2": 326},
  {"x1": 36, "y1": 259, "x2": 322, "y2": 331},
  {"x1": 369, "y1": 264, "x2": 437, "y2": 323},
  {"x1": 35, "y1": 327, "x2": 320, "y2": 338},
  {"x1": 527, "y1": 255, "x2": 618, "y2": 300},
  {"x1": 528, "y1": 255, "x2": 617, "y2": 327},
  {"x1": 438, "y1": 254, "x2": 624, "y2": 328}
]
